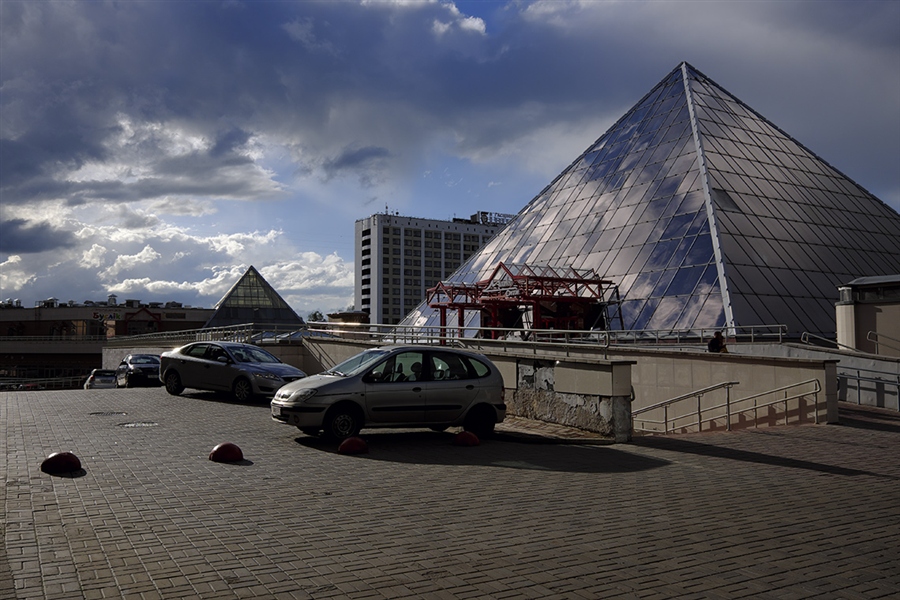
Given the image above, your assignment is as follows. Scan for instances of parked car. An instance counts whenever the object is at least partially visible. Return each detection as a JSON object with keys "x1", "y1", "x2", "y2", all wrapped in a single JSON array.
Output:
[
  {"x1": 115, "y1": 354, "x2": 162, "y2": 388},
  {"x1": 270, "y1": 345, "x2": 505, "y2": 441},
  {"x1": 159, "y1": 342, "x2": 306, "y2": 402},
  {"x1": 84, "y1": 369, "x2": 117, "y2": 389}
]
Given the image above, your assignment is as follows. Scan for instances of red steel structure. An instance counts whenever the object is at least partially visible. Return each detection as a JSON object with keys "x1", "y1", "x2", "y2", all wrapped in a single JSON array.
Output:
[{"x1": 426, "y1": 263, "x2": 622, "y2": 339}]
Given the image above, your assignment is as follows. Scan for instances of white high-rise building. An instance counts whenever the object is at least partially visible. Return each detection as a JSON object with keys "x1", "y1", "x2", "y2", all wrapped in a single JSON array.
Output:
[{"x1": 355, "y1": 211, "x2": 512, "y2": 325}]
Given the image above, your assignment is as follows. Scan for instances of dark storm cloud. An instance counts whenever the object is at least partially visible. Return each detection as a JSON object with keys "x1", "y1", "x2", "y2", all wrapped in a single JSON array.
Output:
[
  {"x1": 323, "y1": 146, "x2": 392, "y2": 186},
  {"x1": 0, "y1": 219, "x2": 76, "y2": 253},
  {"x1": 3, "y1": 0, "x2": 896, "y2": 204}
]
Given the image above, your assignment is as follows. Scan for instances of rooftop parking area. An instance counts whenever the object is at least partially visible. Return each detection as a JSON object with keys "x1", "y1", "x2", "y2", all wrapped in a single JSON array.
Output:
[{"x1": 2, "y1": 388, "x2": 899, "y2": 599}]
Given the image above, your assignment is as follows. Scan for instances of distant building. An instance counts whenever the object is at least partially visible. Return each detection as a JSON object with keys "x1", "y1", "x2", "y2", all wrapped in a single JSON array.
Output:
[
  {"x1": 355, "y1": 211, "x2": 512, "y2": 325},
  {"x1": 0, "y1": 295, "x2": 214, "y2": 379},
  {"x1": 0, "y1": 265, "x2": 305, "y2": 380},
  {"x1": 836, "y1": 275, "x2": 900, "y2": 357}
]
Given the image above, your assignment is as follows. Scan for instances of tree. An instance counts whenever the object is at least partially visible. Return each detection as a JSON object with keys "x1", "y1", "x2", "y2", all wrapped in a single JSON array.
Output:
[{"x1": 307, "y1": 310, "x2": 325, "y2": 322}]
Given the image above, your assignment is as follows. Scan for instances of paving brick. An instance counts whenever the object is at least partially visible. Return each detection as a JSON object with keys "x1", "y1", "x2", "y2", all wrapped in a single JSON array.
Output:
[{"x1": 3, "y1": 391, "x2": 900, "y2": 599}]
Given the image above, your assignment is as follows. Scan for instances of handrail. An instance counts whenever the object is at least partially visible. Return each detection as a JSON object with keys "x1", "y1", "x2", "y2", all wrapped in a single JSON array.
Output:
[
  {"x1": 867, "y1": 331, "x2": 900, "y2": 355},
  {"x1": 839, "y1": 368, "x2": 900, "y2": 409},
  {"x1": 75, "y1": 320, "x2": 794, "y2": 351},
  {"x1": 633, "y1": 378, "x2": 822, "y2": 433},
  {"x1": 601, "y1": 324, "x2": 787, "y2": 345},
  {"x1": 0, "y1": 375, "x2": 87, "y2": 391},
  {"x1": 304, "y1": 321, "x2": 788, "y2": 346},
  {"x1": 0, "y1": 335, "x2": 108, "y2": 343},
  {"x1": 800, "y1": 331, "x2": 856, "y2": 351},
  {"x1": 632, "y1": 381, "x2": 740, "y2": 416}
]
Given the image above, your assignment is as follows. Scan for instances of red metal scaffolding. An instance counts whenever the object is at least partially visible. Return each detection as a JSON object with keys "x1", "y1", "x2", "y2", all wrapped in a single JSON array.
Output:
[{"x1": 426, "y1": 262, "x2": 622, "y2": 339}]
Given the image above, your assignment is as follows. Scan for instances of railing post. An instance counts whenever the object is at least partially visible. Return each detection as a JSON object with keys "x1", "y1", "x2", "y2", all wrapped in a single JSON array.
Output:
[
  {"x1": 814, "y1": 390, "x2": 819, "y2": 425},
  {"x1": 697, "y1": 394, "x2": 702, "y2": 432},
  {"x1": 726, "y1": 384, "x2": 732, "y2": 431},
  {"x1": 782, "y1": 390, "x2": 787, "y2": 426}
]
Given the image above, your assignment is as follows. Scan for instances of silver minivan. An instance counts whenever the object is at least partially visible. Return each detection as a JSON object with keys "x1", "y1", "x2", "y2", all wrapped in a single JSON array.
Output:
[{"x1": 271, "y1": 345, "x2": 505, "y2": 440}]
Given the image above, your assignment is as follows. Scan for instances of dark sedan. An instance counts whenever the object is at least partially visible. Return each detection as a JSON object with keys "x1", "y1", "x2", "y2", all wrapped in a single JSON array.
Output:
[{"x1": 115, "y1": 354, "x2": 162, "y2": 388}]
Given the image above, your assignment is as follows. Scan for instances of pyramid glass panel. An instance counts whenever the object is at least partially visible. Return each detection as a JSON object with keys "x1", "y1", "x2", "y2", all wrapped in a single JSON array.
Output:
[
  {"x1": 401, "y1": 63, "x2": 900, "y2": 337},
  {"x1": 204, "y1": 266, "x2": 304, "y2": 328}
]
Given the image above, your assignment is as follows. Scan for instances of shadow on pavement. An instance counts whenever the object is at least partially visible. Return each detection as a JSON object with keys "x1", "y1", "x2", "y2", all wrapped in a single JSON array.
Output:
[
  {"x1": 837, "y1": 403, "x2": 900, "y2": 434},
  {"x1": 179, "y1": 390, "x2": 271, "y2": 408},
  {"x1": 631, "y1": 435, "x2": 896, "y2": 479},
  {"x1": 294, "y1": 431, "x2": 670, "y2": 474}
]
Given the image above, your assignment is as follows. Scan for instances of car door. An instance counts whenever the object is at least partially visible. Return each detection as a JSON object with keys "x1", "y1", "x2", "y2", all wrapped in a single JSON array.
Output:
[
  {"x1": 423, "y1": 351, "x2": 482, "y2": 424},
  {"x1": 197, "y1": 344, "x2": 233, "y2": 391},
  {"x1": 363, "y1": 350, "x2": 425, "y2": 424},
  {"x1": 173, "y1": 343, "x2": 212, "y2": 389}
]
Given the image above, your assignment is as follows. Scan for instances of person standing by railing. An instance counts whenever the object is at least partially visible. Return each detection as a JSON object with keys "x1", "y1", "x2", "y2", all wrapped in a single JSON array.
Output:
[{"x1": 707, "y1": 331, "x2": 728, "y2": 353}]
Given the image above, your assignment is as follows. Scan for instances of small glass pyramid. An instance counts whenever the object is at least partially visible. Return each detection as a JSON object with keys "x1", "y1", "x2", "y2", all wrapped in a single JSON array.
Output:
[
  {"x1": 402, "y1": 63, "x2": 900, "y2": 337},
  {"x1": 204, "y1": 266, "x2": 304, "y2": 328}
]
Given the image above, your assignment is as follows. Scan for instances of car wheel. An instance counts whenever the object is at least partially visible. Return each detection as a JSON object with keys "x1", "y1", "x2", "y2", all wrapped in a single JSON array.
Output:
[
  {"x1": 322, "y1": 404, "x2": 363, "y2": 441},
  {"x1": 464, "y1": 404, "x2": 496, "y2": 438},
  {"x1": 232, "y1": 377, "x2": 254, "y2": 402},
  {"x1": 164, "y1": 371, "x2": 184, "y2": 395},
  {"x1": 299, "y1": 427, "x2": 320, "y2": 436}
]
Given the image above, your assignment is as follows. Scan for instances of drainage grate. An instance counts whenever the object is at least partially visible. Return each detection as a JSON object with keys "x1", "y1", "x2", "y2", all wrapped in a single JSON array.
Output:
[
  {"x1": 91, "y1": 411, "x2": 127, "y2": 416},
  {"x1": 118, "y1": 421, "x2": 159, "y2": 428}
]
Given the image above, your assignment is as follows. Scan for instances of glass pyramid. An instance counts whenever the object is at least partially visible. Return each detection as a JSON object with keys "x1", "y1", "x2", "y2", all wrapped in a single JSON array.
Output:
[
  {"x1": 403, "y1": 62, "x2": 900, "y2": 337},
  {"x1": 204, "y1": 266, "x2": 304, "y2": 328}
]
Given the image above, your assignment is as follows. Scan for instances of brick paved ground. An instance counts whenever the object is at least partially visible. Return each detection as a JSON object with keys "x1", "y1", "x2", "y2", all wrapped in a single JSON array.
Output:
[{"x1": 2, "y1": 388, "x2": 899, "y2": 599}]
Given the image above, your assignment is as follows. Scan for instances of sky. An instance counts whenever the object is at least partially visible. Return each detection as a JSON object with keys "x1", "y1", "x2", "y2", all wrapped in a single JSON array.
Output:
[{"x1": 2, "y1": 0, "x2": 898, "y2": 318}]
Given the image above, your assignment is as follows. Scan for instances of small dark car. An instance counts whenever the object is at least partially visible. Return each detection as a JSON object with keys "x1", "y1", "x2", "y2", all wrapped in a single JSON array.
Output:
[
  {"x1": 160, "y1": 341, "x2": 306, "y2": 402},
  {"x1": 116, "y1": 354, "x2": 162, "y2": 388}
]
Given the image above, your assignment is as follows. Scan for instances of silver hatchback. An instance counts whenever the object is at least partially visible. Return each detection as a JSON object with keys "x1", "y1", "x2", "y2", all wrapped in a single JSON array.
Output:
[{"x1": 271, "y1": 345, "x2": 505, "y2": 441}]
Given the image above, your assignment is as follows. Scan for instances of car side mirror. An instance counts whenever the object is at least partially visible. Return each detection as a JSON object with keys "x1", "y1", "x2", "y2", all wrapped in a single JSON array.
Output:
[
  {"x1": 217, "y1": 356, "x2": 230, "y2": 364},
  {"x1": 366, "y1": 370, "x2": 384, "y2": 383}
]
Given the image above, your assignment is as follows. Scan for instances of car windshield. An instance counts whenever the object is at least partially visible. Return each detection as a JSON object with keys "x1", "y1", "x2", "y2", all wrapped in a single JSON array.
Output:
[
  {"x1": 325, "y1": 349, "x2": 390, "y2": 377},
  {"x1": 229, "y1": 346, "x2": 281, "y2": 364},
  {"x1": 132, "y1": 356, "x2": 159, "y2": 364}
]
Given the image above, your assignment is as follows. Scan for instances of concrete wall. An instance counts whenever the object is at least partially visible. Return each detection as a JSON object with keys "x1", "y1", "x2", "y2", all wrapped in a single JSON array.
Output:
[
  {"x1": 607, "y1": 346, "x2": 837, "y2": 432},
  {"x1": 486, "y1": 354, "x2": 635, "y2": 442},
  {"x1": 741, "y1": 343, "x2": 900, "y2": 411}
]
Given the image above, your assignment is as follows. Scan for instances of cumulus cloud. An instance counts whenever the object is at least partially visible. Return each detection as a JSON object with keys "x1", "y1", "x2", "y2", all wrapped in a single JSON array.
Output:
[
  {"x1": 1, "y1": 0, "x2": 897, "y2": 314},
  {"x1": 103, "y1": 245, "x2": 162, "y2": 278}
]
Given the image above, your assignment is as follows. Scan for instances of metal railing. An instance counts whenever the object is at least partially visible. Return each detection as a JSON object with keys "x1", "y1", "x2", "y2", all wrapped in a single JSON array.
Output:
[
  {"x1": 303, "y1": 322, "x2": 613, "y2": 357},
  {"x1": 632, "y1": 381, "x2": 739, "y2": 434},
  {"x1": 867, "y1": 331, "x2": 900, "y2": 355},
  {"x1": 0, "y1": 335, "x2": 108, "y2": 344},
  {"x1": 302, "y1": 321, "x2": 788, "y2": 346},
  {"x1": 0, "y1": 375, "x2": 88, "y2": 391},
  {"x1": 632, "y1": 378, "x2": 822, "y2": 434},
  {"x1": 839, "y1": 367, "x2": 900, "y2": 410},
  {"x1": 602, "y1": 324, "x2": 787, "y2": 345},
  {"x1": 47, "y1": 320, "x2": 791, "y2": 353},
  {"x1": 800, "y1": 331, "x2": 856, "y2": 351},
  {"x1": 102, "y1": 323, "x2": 308, "y2": 348}
]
